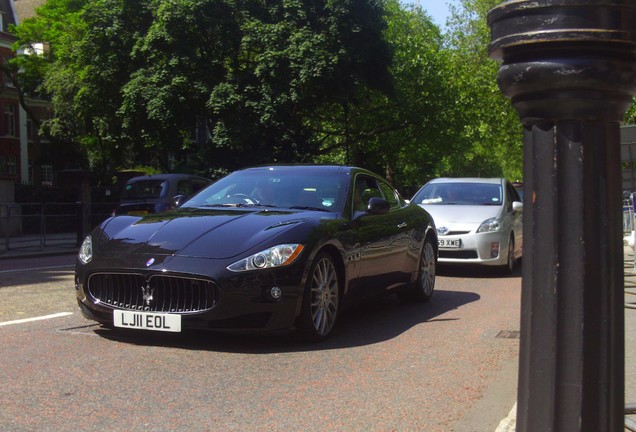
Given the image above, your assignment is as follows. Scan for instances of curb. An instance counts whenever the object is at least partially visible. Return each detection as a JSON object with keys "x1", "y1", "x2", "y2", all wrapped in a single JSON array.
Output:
[{"x1": 495, "y1": 403, "x2": 517, "y2": 432}]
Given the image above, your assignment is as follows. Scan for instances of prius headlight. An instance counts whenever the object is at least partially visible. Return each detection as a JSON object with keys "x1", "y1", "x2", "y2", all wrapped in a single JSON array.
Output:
[
  {"x1": 477, "y1": 217, "x2": 502, "y2": 233},
  {"x1": 227, "y1": 244, "x2": 305, "y2": 272},
  {"x1": 78, "y1": 235, "x2": 93, "y2": 264}
]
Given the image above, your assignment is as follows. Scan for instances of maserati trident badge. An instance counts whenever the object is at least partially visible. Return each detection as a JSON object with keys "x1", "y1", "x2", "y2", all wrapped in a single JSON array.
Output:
[{"x1": 142, "y1": 283, "x2": 154, "y2": 306}]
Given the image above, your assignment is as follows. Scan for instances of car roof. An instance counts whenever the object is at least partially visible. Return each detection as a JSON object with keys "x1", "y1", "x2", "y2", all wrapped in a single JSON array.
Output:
[
  {"x1": 427, "y1": 177, "x2": 505, "y2": 185},
  {"x1": 241, "y1": 164, "x2": 347, "y2": 172},
  {"x1": 238, "y1": 164, "x2": 377, "y2": 177},
  {"x1": 126, "y1": 173, "x2": 210, "y2": 183}
]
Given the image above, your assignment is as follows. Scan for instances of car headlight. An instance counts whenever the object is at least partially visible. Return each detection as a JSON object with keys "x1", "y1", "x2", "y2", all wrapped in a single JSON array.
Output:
[
  {"x1": 227, "y1": 244, "x2": 304, "y2": 272},
  {"x1": 477, "y1": 217, "x2": 502, "y2": 233},
  {"x1": 78, "y1": 235, "x2": 93, "y2": 264}
]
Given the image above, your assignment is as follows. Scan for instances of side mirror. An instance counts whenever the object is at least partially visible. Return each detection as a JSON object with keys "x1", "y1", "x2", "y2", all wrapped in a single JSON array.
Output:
[
  {"x1": 172, "y1": 194, "x2": 187, "y2": 208},
  {"x1": 513, "y1": 201, "x2": 523, "y2": 212},
  {"x1": 367, "y1": 197, "x2": 390, "y2": 215}
]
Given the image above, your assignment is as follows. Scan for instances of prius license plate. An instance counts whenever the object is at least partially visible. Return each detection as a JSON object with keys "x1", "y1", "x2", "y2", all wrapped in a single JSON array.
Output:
[
  {"x1": 439, "y1": 238, "x2": 461, "y2": 248},
  {"x1": 113, "y1": 310, "x2": 181, "y2": 332}
]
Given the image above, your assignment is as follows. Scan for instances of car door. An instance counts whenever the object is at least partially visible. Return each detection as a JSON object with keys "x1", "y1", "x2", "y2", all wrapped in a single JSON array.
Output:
[
  {"x1": 377, "y1": 180, "x2": 420, "y2": 274},
  {"x1": 349, "y1": 174, "x2": 412, "y2": 298},
  {"x1": 505, "y1": 181, "x2": 523, "y2": 256}
]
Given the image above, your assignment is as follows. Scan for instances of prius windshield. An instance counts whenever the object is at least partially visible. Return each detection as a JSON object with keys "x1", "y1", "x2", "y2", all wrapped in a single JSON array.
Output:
[{"x1": 412, "y1": 182, "x2": 503, "y2": 206}]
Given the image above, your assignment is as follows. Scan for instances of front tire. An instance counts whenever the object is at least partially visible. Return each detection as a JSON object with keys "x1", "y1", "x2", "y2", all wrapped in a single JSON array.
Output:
[
  {"x1": 297, "y1": 252, "x2": 340, "y2": 340},
  {"x1": 502, "y1": 234, "x2": 516, "y2": 275},
  {"x1": 399, "y1": 235, "x2": 436, "y2": 303}
]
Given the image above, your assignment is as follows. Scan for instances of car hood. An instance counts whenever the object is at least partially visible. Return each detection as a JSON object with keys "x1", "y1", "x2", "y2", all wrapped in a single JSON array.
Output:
[
  {"x1": 97, "y1": 207, "x2": 317, "y2": 259},
  {"x1": 419, "y1": 204, "x2": 502, "y2": 229}
]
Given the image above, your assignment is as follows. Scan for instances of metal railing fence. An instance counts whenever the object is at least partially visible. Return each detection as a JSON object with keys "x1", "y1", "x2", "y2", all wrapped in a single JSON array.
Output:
[
  {"x1": 625, "y1": 198, "x2": 635, "y2": 234},
  {"x1": 0, "y1": 202, "x2": 115, "y2": 254}
]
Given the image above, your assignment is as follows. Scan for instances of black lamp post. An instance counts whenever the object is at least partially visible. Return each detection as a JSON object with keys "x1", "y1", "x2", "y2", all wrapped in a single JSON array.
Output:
[{"x1": 488, "y1": 1, "x2": 636, "y2": 431}]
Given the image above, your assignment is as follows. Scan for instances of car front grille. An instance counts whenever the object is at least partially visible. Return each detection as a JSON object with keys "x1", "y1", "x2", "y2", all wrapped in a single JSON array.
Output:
[
  {"x1": 87, "y1": 272, "x2": 217, "y2": 313},
  {"x1": 439, "y1": 250, "x2": 479, "y2": 259}
]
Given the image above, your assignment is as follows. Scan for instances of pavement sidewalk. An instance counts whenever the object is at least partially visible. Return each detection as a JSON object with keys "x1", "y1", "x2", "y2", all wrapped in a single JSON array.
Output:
[
  {"x1": 3, "y1": 233, "x2": 636, "y2": 431},
  {"x1": 491, "y1": 245, "x2": 636, "y2": 432}
]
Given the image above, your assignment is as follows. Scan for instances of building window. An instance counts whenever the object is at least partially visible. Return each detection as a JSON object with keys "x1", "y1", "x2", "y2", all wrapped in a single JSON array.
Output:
[
  {"x1": 41, "y1": 165, "x2": 53, "y2": 185},
  {"x1": 0, "y1": 155, "x2": 15, "y2": 176},
  {"x1": 4, "y1": 104, "x2": 16, "y2": 136},
  {"x1": 26, "y1": 118, "x2": 34, "y2": 141},
  {"x1": 6, "y1": 155, "x2": 15, "y2": 175},
  {"x1": 3, "y1": 56, "x2": 13, "y2": 88}
]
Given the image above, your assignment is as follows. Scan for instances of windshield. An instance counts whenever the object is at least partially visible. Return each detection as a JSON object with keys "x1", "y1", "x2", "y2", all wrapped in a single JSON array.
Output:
[
  {"x1": 412, "y1": 182, "x2": 503, "y2": 206},
  {"x1": 182, "y1": 169, "x2": 346, "y2": 212},
  {"x1": 121, "y1": 180, "x2": 168, "y2": 200}
]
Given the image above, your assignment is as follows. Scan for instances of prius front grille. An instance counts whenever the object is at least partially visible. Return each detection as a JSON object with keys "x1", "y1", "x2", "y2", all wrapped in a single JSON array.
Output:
[{"x1": 87, "y1": 273, "x2": 217, "y2": 313}]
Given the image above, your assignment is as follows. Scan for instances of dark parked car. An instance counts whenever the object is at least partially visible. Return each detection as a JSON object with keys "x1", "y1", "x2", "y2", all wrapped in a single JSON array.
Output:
[
  {"x1": 115, "y1": 173, "x2": 211, "y2": 216},
  {"x1": 76, "y1": 165, "x2": 438, "y2": 340}
]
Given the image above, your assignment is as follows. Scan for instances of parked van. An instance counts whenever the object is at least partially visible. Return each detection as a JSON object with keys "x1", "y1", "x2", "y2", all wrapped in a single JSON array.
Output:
[{"x1": 115, "y1": 173, "x2": 211, "y2": 216}]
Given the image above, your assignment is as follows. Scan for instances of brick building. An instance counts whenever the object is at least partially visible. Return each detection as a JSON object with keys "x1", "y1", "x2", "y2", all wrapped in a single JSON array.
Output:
[{"x1": 0, "y1": 0, "x2": 51, "y2": 185}]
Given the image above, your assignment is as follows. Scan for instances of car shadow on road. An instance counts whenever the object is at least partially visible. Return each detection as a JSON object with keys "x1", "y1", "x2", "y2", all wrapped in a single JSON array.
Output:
[
  {"x1": 92, "y1": 289, "x2": 480, "y2": 354},
  {"x1": 437, "y1": 262, "x2": 523, "y2": 279}
]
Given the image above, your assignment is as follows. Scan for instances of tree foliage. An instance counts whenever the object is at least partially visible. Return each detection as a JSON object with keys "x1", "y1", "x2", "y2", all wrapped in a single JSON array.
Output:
[
  {"x1": 12, "y1": 0, "x2": 396, "y2": 180},
  {"x1": 444, "y1": 0, "x2": 523, "y2": 180},
  {"x1": 10, "y1": 0, "x2": 524, "y2": 187}
]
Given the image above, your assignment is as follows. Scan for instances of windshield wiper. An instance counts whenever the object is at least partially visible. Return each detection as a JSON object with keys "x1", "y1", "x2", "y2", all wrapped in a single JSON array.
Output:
[
  {"x1": 201, "y1": 203, "x2": 254, "y2": 208},
  {"x1": 289, "y1": 206, "x2": 329, "y2": 212},
  {"x1": 200, "y1": 202, "x2": 280, "y2": 209}
]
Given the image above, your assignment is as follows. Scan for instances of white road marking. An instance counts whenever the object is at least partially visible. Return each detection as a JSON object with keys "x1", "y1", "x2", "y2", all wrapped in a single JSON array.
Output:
[
  {"x1": 0, "y1": 312, "x2": 74, "y2": 327},
  {"x1": 0, "y1": 265, "x2": 73, "y2": 274}
]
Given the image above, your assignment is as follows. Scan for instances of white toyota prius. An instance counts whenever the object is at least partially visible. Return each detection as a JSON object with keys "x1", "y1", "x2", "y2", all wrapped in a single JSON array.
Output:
[{"x1": 410, "y1": 177, "x2": 523, "y2": 273}]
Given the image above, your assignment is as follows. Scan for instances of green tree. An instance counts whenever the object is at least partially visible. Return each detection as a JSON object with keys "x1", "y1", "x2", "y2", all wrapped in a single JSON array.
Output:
[
  {"x1": 201, "y1": 0, "x2": 393, "y2": 171},
  {"x1": 313, "y1": 1, "x2": 456, "y2": 191},
  {"x1": 12, "y1": 0, "x2": 396, "y2": 178},
  {"x1": 374, "y1": 1, "x2": 458, "y2": 188},
  {"x1": 444, "y1": 0, "x2": 523, "y2": 180},
  {"x1": 10, "y1": 0, "x2": 156, "y2": 179},
  {"x1": 10, "y1": 0, "x2": 522, "y2": 186}
]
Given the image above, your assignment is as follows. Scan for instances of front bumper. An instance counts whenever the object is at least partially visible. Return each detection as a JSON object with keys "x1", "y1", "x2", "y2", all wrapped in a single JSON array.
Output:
[
  {"x1": 437, "y1": 231, "x2": 509, "y2": 266},
  {"x1": 75, "y1": 255, "x2": 306, "y2": 333}
]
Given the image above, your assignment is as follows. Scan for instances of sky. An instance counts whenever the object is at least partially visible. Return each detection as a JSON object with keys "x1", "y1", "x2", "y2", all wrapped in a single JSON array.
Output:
[{"x1": 416, "y1": 0, "x2": 461, "y2": 28}]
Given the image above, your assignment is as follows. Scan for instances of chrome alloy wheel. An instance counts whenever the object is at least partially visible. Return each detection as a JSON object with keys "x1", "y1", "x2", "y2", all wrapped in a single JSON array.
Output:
[
  {"x1": 309, "y1": 256, "x2": 339, "y2": 336},
  {"x1": 396, "y1": 235, "x2": 436, "y2": 303},
  {"x1": 419, "y1": 239, "x2": 436, "y2": 298}
]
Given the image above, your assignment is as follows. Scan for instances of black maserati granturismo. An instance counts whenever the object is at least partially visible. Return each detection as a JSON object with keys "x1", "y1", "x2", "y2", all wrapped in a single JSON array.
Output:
[{"x1": 75, "y1": 165, "x2": 438, "y2": 340}]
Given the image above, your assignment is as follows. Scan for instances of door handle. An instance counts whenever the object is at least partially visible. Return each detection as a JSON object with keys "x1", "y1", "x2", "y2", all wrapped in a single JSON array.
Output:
[{"x1": 397, "y1": 222, "x2": 407, "y2": 229}]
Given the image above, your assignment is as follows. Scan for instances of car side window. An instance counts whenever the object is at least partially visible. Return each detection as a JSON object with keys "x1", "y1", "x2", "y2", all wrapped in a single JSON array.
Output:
[
  {"x1": 177, "y1": 181, "x2": 192, "y2": 196},
  {"x1": 353, "y1": 175, "x2": 382, "y2": 213},
  {"x1": 191, "y1": 180, "x2": 209, "y2": 194},
  {"x1": 505, "y1": 182, "x2": 520, "y2": 211},
  {"x1": 512, "y1": 184, "x2": 521, "y2": 202},
  {"x1": 378, "y1": 180, "x2": 399, "y2": 209}
]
